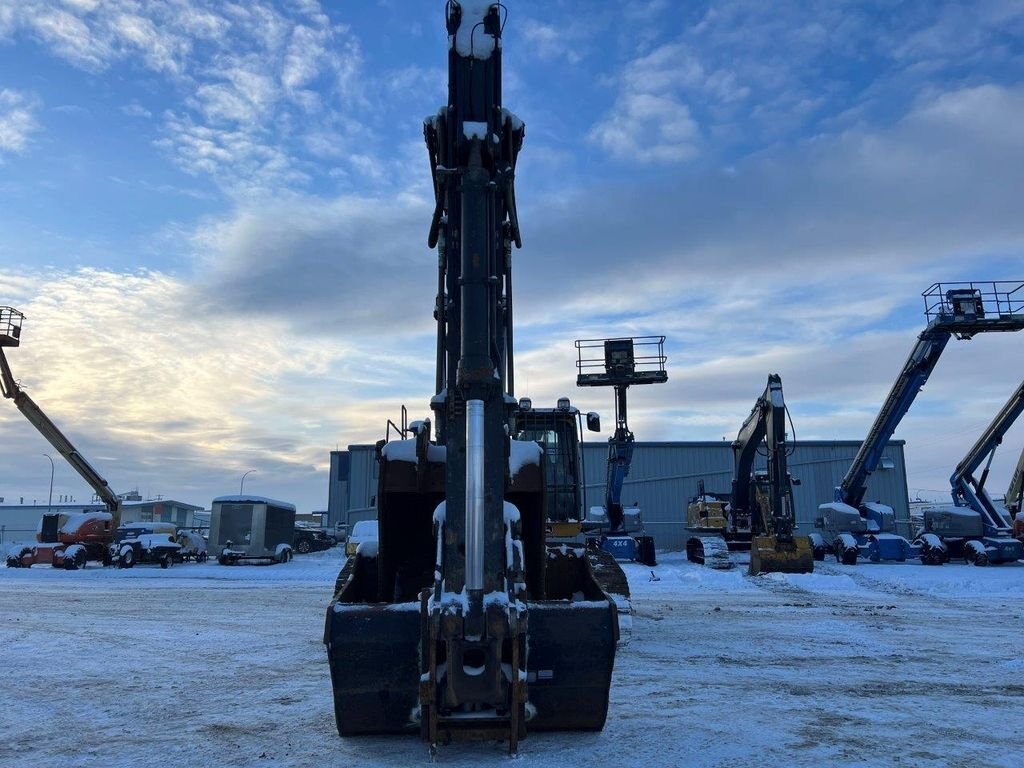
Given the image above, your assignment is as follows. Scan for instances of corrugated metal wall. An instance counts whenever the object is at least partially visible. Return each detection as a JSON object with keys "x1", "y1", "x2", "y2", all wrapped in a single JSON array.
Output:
[
  {"x1": 344, "y1": 445, "x2": 379, "y2": 525},
  {"x1": 580, "y1": 440, "x2": 910, "y2": 550},
  {"x1": 334, "y1": 440, "x2": 910, "y2": 551}
]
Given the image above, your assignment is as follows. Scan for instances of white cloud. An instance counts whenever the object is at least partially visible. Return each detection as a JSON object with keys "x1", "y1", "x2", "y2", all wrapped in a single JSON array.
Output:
[
  {"x1": 120, "y1": 102, "x2": 152, "y2": 119},
  {"x1": 589, "y1": 92, "x2": 701, "y2": 162},
  {"x1": 3, "y1": 0, "x2": 367, "y2": 196},
  {"x1": 0, "y1": 266, "x2": 421, "y2": 509},
  {"x1": 0, "y1": 89, "x2": 40, "y2": 157}
]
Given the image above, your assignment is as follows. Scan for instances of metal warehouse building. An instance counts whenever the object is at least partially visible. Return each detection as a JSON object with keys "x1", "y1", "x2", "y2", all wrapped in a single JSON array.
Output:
[{"x1": 328, "y1": 440, "x2": 910, "y2": 550}]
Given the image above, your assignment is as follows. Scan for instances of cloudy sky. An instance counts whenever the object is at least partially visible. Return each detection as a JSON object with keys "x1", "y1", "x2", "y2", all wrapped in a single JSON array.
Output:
[{"x1": 1, "y1": 0, "x2": 1023, "y2": 513}]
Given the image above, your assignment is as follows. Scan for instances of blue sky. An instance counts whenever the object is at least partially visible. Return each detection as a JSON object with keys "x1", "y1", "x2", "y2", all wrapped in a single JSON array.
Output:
[{"x1": 1, "y1": 0, "x2": 1023, "y2": 511}]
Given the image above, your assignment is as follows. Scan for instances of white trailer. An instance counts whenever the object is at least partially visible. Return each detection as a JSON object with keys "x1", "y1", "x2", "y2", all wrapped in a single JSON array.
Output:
[{"x1": 209, "y1": 495, "x2": 295, "y2": 565}]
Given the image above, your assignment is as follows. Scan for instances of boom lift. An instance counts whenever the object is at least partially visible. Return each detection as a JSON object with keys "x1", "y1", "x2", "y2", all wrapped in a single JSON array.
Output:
[
  {"x1": 324, "y1": 4, "x2": 622, "y2": 752},
  {"x1": 575, "y1": 336, "x2": 666, "y2": 564},
  {"x1": 1, "y1": 307, "x2": 122, "y2": 569},
  {"x1": 1007, "y1": 445, "x2": 1024, "y2": 524},
  {"x1": 918, "y1": 378, "x2": 1024, "y2": 565},
  {"x1": 686, "y1": 374, "x2": 814, "y2": 574},
  {"x1": 817, "y1": 282, "x2": 1024, "y2": 564}
]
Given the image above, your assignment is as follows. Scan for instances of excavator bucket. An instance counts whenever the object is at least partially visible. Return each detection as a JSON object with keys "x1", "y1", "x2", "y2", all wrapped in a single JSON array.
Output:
[
  {"x1": 749, "y1": 534, "x2": 814, "y2": 575},
  {"x1": 325, "y1": 450, "x2": 620, "y2": 742}
]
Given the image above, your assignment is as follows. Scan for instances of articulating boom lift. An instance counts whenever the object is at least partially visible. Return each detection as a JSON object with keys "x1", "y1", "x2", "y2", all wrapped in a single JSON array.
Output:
[
  {"x1": 817, "y1": 282, "x2": 1024, "y2": 564},
  {"x1": 1008, "y1": 445, "x2": 1024, "y2": 523},
  {"x1": 686, "y1": 374, "x2": 814, "y2": 574},
  {"x1": 918, "y1": 378, "x2": 1024, "y2": 565},
  {"x1": 325, "y1": 4, "x2": 621, "y2": 752},
  {"x1": 575, "y1": 336, "x2": 666, "y2": 563},
  {"x1": 1, "y1": 307, "x2": 122, "y2": 569}
]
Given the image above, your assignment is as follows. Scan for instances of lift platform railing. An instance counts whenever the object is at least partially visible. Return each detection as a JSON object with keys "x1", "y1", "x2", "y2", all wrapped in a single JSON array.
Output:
[
  {"x1": 923, "y1": 281, "x2": 1024, "y2": 338},
  {"x1": 575, "y1": 336, "x2": 668, "y2": 387},
  {"x1": 0, "y1": 306, "x2": 24, "y2": 347}
]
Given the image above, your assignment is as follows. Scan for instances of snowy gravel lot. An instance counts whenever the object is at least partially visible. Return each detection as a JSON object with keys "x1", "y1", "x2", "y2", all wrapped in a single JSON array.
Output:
[{"x1": 3, "y1": 549, "x2": 1024, "y2": 767}]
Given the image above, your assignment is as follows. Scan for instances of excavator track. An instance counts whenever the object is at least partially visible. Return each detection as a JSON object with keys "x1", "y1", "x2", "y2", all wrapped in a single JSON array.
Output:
[{"x1": 686, "y1": 535, "x2": 733, "y2": 569}]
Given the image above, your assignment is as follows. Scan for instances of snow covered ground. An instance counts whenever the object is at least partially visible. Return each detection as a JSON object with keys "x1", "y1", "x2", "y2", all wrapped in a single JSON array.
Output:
[{"x1": 2, "y1": 549, "x2": 1023, "y2": 767}]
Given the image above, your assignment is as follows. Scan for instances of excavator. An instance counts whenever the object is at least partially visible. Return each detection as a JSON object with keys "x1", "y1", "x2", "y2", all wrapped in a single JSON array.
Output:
[
  {"x1": 817, "y1": 283, "x2": 1024, "y2": 564},
  {"x1": 1, "y1": 306, "x2": 122, "y2": 569},
  {"x1": 917, "y1": 378, "x2": 1024, "y2": 565},
  {"x1": 575, "y1": 336, "x2": 665, "y2": 564},
  {"x1": 686, "y1": 374, "x2": 814, "y2": 575},
  {"x1": 324, "y1": 3, "x2": 622, "y2": 752}
]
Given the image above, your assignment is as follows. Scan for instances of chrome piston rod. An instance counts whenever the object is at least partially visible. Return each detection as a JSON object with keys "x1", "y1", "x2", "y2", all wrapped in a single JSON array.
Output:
[{"x1": 465, "y1": 399, "x2": 485, "y2": 593}]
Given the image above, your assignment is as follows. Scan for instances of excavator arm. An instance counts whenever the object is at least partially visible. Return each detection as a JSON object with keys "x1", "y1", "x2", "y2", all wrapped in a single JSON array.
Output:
[
  {"x1": 0, "y1": 310, "x2": 120, "y2": 518},
  {"x1": 732, "y1": 373, "x2": 794, "y2": 540}
]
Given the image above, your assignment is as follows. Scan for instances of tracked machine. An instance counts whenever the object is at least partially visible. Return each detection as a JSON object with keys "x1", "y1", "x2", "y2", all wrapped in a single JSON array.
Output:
[
  {"x1": 816, "y1": 282, "x2": 1024, "y2": 565},
  {"x1": 324, "y1": 3, "x2": 622, "y2": 752},
  {"x1": 686, "y1": 374, "x2": 814, "y2": 574},
  {"x1": 1, "y1": 306, "x2": 122, "y2": 569}
]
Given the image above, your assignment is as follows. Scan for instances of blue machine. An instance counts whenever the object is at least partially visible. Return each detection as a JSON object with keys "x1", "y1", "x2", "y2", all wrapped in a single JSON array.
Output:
[
  {"x1": 576, "y1": 336, "x2": 667, "y2": 566},
  {"x1": 920, "y1": 378, "x2": 1024, "y2": 565},
  {"x1": 817, "y1": 282, "x2": 1024, "y2": 564}
]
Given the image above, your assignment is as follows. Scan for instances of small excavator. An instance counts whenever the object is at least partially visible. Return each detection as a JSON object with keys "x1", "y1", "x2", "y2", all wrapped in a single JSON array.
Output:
[
  {"x1": 1, "y1": 306, "x2": 122, "y2": 569},
  {"x1": 575, "y1": 336, "x2": 666, "y2": 565},
  {"x1": 817, "y1": 283, "x2": 1024, "y2": 564},
  {"x1": 324, "y1": 3, "x2": 622, "y2": 753},
  {"x1": 686, "y1": 374, "x2": 814, "y2": 575},
  {"x1": 917, "y1": 378, "x2": 1024, "y2": 565}
]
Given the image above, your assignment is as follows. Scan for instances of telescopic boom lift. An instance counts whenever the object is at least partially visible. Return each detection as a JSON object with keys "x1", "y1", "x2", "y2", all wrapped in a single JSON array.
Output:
[
  {"x1": 918, "y1": 378, "x2": 1024, "y2": 565},
  {"x1": 575, "y1": 336, "x2": 666, "y2": 564},
  {"x1": 1008, "y1": 445, "x2": 1024, "y2": 523},
  {"x1": 816, "y1": 283, "x2": 1024, "y2": 564},
  {"x1": 1, "y1": 306, "x2": 121, "y2": 569}
]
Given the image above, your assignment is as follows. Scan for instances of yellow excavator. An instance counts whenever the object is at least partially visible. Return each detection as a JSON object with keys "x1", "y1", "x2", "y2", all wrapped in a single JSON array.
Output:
[{"x1": 686, "y1": 374, "x2": 814, "y2": 575}]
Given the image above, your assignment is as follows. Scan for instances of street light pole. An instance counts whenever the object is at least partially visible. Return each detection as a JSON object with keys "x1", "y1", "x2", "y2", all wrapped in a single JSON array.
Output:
[
  {"x1": 42, "y1": 454, "x2": 54, "y2": 515},
  {"x1": 240, "y1": 469, "x2": 256, "y2": 495}
]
